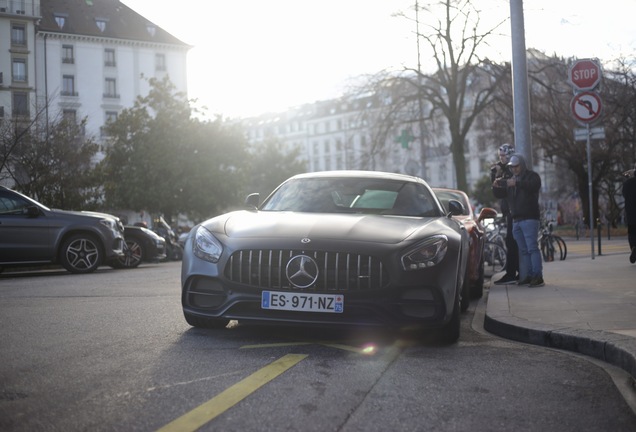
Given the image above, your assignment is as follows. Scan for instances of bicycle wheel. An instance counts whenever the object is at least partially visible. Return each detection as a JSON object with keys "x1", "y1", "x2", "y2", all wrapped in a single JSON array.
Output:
[
  {"x1": 540, "y1": 235, "x2": 550, "y2": 262},
  {"x1": 553, "y1": 235, "x2": 567, "y2": 260},
  {"x1": 483, "y1": 241, "x2": 507, "y2": 277}
]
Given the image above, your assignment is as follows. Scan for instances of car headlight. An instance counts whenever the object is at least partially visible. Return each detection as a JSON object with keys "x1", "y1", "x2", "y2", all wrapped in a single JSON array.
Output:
[
  {"x1": 193, "y1": 226, "x2": 223, "y2": 263},
  {"x1": 401, "y1": 235, "x2": 448, "y2": 270},
  {"x1": 99, "y1": 218, "x2": 117, "y2": 231}
]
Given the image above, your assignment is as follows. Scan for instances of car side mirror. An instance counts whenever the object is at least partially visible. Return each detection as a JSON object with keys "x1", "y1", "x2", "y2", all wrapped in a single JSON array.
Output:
[
  {"x1": 477, "y1": 207, "x2": 498, "y2": 222},
  {"x1": 25, "y1": 205, "x2": 41, "y2": 217},
  {"x1": 447, "y1": 199, "x2": 464, "y2": 217},
  {"x1": 245, "y1": 193, "x2": 260, "y2": 210}
]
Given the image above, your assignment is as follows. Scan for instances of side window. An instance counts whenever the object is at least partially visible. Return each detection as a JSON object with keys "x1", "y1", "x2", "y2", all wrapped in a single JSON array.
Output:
[{"x1": 0, "y1": 192, "x2": 29, "y2": 215}]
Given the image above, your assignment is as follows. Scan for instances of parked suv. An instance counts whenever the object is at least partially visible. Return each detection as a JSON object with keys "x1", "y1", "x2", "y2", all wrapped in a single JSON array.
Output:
[{"x1": 0, "y1": 186, "x2": 125, "y2": 274}]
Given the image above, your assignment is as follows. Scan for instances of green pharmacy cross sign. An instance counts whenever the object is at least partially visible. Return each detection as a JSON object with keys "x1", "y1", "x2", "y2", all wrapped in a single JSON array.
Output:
[{"x1": 395, "y1": 129, "x2": 415, "y2": 149}]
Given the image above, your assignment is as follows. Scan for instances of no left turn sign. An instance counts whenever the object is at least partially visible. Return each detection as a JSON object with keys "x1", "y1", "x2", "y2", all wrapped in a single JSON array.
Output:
[{"x1": 571, "y1": 92, "x2": 602, "y2": 123}]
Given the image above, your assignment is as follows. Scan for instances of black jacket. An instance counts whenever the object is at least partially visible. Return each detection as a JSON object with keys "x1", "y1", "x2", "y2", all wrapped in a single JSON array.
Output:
[
  {"x1": 623, "y1": 175, "x2": 636, "y2": 225},
  {"x1": 491, "y1": 162, "x2": 513, "y2": 215},
  {"x1": 494, "y1": 155, "x2": 541, "y2": 221}
]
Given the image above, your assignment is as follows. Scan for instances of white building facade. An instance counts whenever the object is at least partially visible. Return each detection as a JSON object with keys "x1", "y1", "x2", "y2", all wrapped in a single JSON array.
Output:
[
  {"x1": 242, "y1": 95, "x2": 495, "y2": 192},
  {"x1": 0, "y1": 0, "x2": 40, "y2": 122},
  {"x1": 1, "y1": 0, "x2": 189, "y2": 156}
]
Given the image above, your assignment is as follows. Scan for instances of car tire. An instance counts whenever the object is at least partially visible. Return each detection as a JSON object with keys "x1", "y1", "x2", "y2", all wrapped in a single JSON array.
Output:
[
  {"x1": 60, "y1": 234, "x2": 103, "y2": 274},
  {"x1": 460, "y1": 265, "x2": 470, "y2": 313},
  {"x1": 184, "y1": 312, "x2": 230, "y2": 329},
  {"x1": 437, "y1": 288, "x2": 460, "y2": 344},
  {"x1": 111, "y1": 237, "x2": 144, "y2": 269},
  {"x1": 471, "y1": 255, "x2": 485, "y2": 299}
]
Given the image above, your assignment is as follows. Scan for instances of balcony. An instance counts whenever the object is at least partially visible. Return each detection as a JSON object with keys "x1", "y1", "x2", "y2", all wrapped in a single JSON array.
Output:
[{"x1": 0, "y1": 0, "x2": 41, "y2": 16}]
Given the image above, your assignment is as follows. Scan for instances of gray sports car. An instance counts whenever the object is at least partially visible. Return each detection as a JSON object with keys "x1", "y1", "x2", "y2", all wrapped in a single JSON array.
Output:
[{"x1": 180, "y1": 171, "x2": 469, "y2": 343}]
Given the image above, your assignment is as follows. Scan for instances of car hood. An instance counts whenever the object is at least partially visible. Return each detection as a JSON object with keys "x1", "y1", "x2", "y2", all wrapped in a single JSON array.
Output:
[
  {"x1": 205, "y1": 211, "x2": 445, "y2": 245},
  {"x1": 50, "y1": 208, "x2": 119, "y2": 221}
]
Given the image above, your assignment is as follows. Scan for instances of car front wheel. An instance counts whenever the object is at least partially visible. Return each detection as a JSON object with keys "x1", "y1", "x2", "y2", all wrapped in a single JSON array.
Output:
[
  {"x1": 437, "y1": 288, "x2": 460, "y2": 344},
  {"x1": 111, "y1": 237, "x2": 143, "y2": 269},
  {"x1": 60, "y1": 234, "x2": 102, "y2": 274}
]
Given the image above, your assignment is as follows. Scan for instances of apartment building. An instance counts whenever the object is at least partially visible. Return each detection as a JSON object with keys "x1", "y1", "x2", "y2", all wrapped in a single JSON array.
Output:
[
  {"x1": 0, "y1": 0, "x2": 190, "y2": 152},
  {"x1": 242, "y1": 94, "x2": 494, "y2": 192},
  {"x1": 0, "y1": 0, "x2": 40, "y2": 121}
]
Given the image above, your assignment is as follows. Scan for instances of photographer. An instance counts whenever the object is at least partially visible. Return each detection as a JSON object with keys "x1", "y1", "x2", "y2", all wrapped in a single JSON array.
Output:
[
  {"x1": 622, "y1": 164, "x2": 636, "y2": 264},
  {"x1": 490, "y1": 144, "x2": 519, "y2": 284}
]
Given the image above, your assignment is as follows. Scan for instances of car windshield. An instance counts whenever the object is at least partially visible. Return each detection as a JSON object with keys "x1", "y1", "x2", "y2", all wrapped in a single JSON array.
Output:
[{"x1": 261, "y1": 177, "x2": 441, "y2": 217}]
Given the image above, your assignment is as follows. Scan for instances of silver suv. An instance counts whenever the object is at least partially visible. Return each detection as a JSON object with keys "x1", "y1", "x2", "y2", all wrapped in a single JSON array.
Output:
[{"x1": 0, "y1": 186, "x2": 125, "y2": 274}]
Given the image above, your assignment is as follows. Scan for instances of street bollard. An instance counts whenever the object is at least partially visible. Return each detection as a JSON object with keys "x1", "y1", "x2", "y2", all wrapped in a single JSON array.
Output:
[{"x1": 597, "y1": 219, "x2": 602, "y2": 256}]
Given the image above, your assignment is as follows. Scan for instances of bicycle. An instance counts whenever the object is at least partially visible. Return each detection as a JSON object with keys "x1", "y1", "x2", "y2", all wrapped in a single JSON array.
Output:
[
  {"x1": 539, "y1": 220, "x2": 567, "y2": 262},
  {"x1": 484, "y1": 216, "x2": 508, "y2": 250},
  {"x1": 483, "y1": 241, "x2": 507, "y2": 277}
]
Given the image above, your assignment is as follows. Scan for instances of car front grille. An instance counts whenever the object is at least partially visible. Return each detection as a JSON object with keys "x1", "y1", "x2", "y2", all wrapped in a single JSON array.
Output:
[{"x1": 224, "y1": 249, "x2": 389, "y2": 292}]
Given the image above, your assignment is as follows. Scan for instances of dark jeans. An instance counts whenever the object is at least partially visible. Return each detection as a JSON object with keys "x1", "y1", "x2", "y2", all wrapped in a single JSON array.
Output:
[
  {"x1": 629, "y1": 224, "x2": 636, "y2": 250},
  {"x1": 505, "y1": 214, "x2": 519, "y2": 276}
]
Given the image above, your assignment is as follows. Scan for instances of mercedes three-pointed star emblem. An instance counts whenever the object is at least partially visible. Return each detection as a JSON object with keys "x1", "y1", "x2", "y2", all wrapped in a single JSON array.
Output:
[{"x1": 285, "y1": 255, "x2": 319, "y2": 288}]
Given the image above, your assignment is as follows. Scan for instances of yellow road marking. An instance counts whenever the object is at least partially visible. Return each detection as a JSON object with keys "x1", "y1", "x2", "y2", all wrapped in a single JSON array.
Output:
[
  {"x1": 240, "y1": 342, "x2": 312, "y2": 349},
  {"x1": 157, "y1": 353, "x2": 307, "y2": 432}
]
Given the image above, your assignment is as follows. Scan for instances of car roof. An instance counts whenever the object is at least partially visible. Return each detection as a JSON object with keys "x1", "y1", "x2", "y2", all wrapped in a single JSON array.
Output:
[{"x1": 288, "y1": 170, "x2": 427, "y2": 184}]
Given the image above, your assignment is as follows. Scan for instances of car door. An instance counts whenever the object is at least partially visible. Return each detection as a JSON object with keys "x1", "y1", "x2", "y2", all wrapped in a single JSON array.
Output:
[{"x1": 0, "y1": 191, "x2": 53, "y2": 264}]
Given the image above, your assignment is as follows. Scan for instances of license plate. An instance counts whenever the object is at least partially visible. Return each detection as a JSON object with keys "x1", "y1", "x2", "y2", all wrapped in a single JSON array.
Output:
[{"x1": 261, "y1": 291, "x2": 344, "y2": 313}]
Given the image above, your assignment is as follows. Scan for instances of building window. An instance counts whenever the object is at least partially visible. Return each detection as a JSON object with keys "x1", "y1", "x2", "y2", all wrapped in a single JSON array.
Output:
[
  {"x1": 147, "y1": 24, "x2": 156, "y2": 37},
  {"x1": 104, "y1": 78, "x2": 118, "y2": 98},
  {"x1": 62, "y1": 45, "x2": 74, "y2": 64},
  {"x1": 104, "y1": 48, "x2": 116, "y2": 67},
  {"x1": 62, "y1": 75, "x2": 76, "y2": 96},
  {"x1": 95, "y1": 19, "x2": 107, "y2": 32},
  {"x1": 63, "y1": 109, "x2": 76, "y2": 124},
  {"x1": 106, "y1": 111, "x2": 118, "y2": 123},
  {"x1": 12, "y1": 59, "x2": 27, "y2": 82},
  {"x1": 54, "y1": 14, "x2": 67, "y2": 29},
  {"x1": 12, "y1": 92, "x2": 29, "y2": 117},
  {"x1": 11, "y1": 24, "x2": 26, "y2": 45},
  {"x1": 101, "y1": 111, "x2": 119, "y2": 137},
  {"x1": 155, "y1": 53, "x2": 166, "y2": 71}
]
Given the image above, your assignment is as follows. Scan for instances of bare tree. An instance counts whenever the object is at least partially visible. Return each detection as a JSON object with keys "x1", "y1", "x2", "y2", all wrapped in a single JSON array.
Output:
[
  {"x1": 483, "y1": 51, "x2": 636, "y2": 227},
  {"x1": 344, "y1": 0, "x2": 507, "y2": 192},
  {"x1": 409, "y1": 0, "x2": 508, "y2": 191}
]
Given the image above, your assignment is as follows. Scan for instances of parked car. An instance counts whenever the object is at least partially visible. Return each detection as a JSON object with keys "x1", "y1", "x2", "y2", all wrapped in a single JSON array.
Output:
[
  {"x1": 0, "y1": 186, "x2": 125, "y2": 274},
  {"x1": 433, "y1": 188, "x2": 497, "y2": 304},
  {"x1": 181, "y1": 171, "x2": 470, "y2": 343},
  {"x1": 151, "y1": 216, "x2": 183, "y2": 261},
  {"x1": 109, "y1": 226, "x2": 166, "y2": 269}
]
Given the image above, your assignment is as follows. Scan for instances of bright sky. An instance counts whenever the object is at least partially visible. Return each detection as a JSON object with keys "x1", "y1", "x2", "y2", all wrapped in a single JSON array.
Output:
[{"x1": 122, "y1": 0, "x2": 636, "y2": 119}]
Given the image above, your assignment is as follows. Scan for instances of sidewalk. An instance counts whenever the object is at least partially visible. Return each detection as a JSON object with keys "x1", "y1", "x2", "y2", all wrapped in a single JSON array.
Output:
[{"x1": 484, "y1": 236, "x2": 636, "y2": 379}]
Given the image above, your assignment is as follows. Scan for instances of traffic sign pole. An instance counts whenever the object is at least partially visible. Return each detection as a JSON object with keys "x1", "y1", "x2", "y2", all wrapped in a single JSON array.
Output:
[
  {"x1": 585, "y1": 122, "x2": 595, "y2": 259},
  {"x1": 567, "y1": 58, "x2": 603, "y2": 259}
]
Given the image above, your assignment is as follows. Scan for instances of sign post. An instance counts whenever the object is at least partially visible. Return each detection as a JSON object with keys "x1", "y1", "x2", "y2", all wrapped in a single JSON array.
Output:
[{"x1": 568, "y1": 58, "x2": 602, "y2": 259}]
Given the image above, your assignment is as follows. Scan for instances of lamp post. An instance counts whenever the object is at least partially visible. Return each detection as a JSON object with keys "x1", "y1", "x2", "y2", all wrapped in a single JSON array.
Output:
[
  {"x1": 509, "y1": 0, "x2": 533, "y2": 166},
  {"x1": 415, "y1": 0, "x2": 427, "y2": 180}
]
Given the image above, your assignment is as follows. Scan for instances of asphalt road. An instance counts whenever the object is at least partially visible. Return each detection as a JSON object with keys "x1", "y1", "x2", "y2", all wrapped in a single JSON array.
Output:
[{"x1": 0, "y1": 262, "x2": 634, "y2": 431}]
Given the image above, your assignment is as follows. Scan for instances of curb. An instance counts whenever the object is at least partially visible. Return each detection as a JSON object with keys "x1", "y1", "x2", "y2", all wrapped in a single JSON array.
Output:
[{"x1": 484, "y1": 311, "x2": 636, "y2": 381}]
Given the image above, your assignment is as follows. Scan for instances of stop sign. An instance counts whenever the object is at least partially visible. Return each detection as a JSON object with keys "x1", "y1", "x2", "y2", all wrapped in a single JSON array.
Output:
[{"x1": 568, "y1": 59, "x2": 602, "y2": 91}]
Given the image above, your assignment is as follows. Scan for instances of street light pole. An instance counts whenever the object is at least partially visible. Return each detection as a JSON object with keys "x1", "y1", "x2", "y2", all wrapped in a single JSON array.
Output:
[
  {"x1": 415, "y1": 0, "x2": 427, "y2": 180},
  {"x1": 509, "y1": 0, "x2": 533, "y2": 166}
]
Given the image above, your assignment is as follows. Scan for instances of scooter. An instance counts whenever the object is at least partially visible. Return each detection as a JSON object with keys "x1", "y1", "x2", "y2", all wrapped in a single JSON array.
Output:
[{"x1": 152, "y1": 216, "x2": 183, "y2": 261}]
